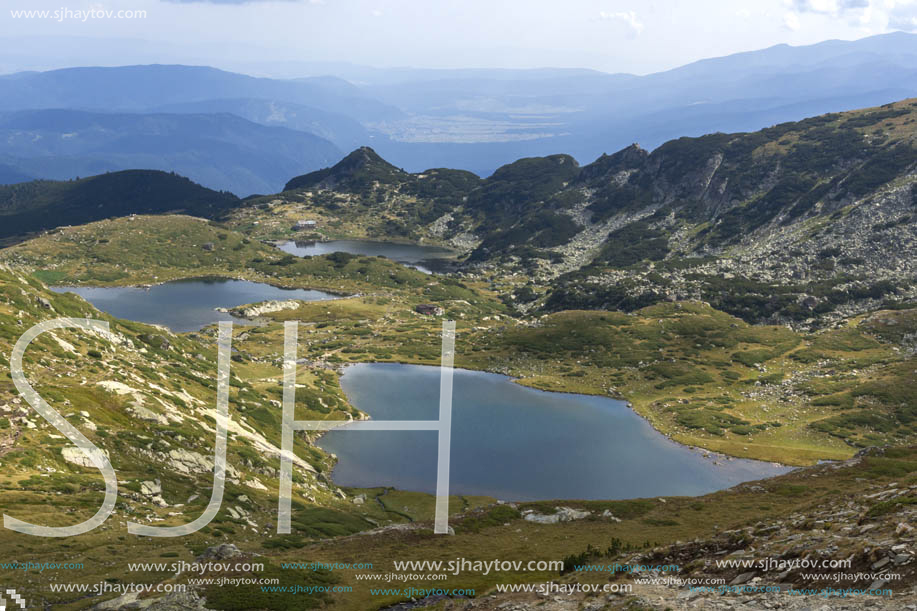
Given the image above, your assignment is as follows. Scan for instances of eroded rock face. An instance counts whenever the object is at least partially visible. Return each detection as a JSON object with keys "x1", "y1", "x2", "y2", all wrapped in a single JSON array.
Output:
[{"x1": 167, "y1": 449, "x2": 217, "y2": 475}]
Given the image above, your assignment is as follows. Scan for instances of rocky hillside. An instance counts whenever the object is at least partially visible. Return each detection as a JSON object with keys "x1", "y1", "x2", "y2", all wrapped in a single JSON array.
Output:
[
  {"x1": 0, "y1": 261, "x2": 362, "y2": 492},
  {"x1": 0, "y1": 264, "x2": 380, "y2": 605},
  {"x1": 273, "y1": 99, "x2": 917, "y2": 328}
]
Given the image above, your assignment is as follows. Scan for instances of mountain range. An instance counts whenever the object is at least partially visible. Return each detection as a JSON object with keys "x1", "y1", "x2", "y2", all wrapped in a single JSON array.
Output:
[
  {"x1": 275, "y1": 98, "x2": 917, "y2": 328},
  {"x1": 1, "y1": 32, "x2": 917, "y2": 194},
  {"x1": 0, "y1": 108, "x2": 341, "y2": 196},
  {"x1": 2, "y1": 93, "x2": 913, "y2": 330}
]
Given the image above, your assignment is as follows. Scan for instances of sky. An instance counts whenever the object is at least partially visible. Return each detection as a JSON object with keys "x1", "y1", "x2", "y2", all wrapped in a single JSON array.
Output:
[{"x1": 1, "y1": 0, "x2": 917, "y2": 76}]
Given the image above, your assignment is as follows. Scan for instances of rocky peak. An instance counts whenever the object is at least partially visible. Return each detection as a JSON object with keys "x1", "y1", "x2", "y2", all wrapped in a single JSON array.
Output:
[
  {"x1": 577, "y1": 143, "x2": 649, "y2": 183},
  {"x1": 284, "y1": 146, "x2": 407, "y2": 192}
]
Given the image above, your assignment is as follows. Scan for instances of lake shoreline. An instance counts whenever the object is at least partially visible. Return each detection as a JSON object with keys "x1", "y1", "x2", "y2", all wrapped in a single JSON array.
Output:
[
  {"x1": 49, "y1": 278, "x2": 341, "y2": 333},
  {"x1": 45, "y1": 273, "x2": 357, "y2": 297},
  {"x1": 334, "y1": 362, "x2": 795, "y2": 469},
  {"x1": 311, "y1": 359, "x2": 797, "y2": 475},
  {"x1": 318, "y1": 362, "x2": 794, "y2": 501}
]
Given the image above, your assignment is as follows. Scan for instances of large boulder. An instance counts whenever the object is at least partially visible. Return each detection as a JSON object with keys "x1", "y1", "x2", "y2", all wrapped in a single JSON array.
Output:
[
  {"x1": 523, "y1": 506, "x2": 590, "y2": 524},
  {"x1": 194, "y1": 543, "x2": 243, "y2": 563}
]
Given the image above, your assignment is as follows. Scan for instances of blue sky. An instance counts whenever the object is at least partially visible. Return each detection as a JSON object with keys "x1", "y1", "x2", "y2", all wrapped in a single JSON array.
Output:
[{"x1": 2, "y1": 0, "x2": 917, "y2": 75}]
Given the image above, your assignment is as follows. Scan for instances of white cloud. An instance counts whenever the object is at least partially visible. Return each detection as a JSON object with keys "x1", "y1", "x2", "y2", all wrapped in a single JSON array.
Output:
[
  {"x1": 785, "y1": 0, "x2": 917, "y2": 31},
  {"x1": 782, "y1": 0, "x2": 881, "y2": 29},
  {"x1": 371, "y1": 8, "x2": 383, "y2": 17},
  {"x1": 790, "y1": 0, "x2": 869, "y2": 14},
  {"x1": 598, "y1": 10, "x2": 644, "y2": 36},
  {"x1": 889, "y1": 1, "x2": 917, "y2": 30}
]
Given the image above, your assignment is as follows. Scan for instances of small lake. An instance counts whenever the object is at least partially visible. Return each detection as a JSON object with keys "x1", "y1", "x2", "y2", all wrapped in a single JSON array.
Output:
[
  {"x1": 318, "y1": 363, "x2": 793, "y2": 501},
  {"x1": 50, "y1": 278, "x2": 337, "y2": 333},
  {"x1": 278, "y1": 240, "x2": 455, "y2": 274}
]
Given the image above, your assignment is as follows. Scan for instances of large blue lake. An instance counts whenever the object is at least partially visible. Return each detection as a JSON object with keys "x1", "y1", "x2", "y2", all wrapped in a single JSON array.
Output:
[{"x1": 318, "y1": 363, "x2": 792, "y2": 501}]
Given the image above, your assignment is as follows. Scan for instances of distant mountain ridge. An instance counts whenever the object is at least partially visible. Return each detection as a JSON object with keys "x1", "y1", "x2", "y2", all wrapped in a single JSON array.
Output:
[
  {"x1": 0, "y1": 64, "x2": 402, "y2": 121},
  {"x1": 2, "y1": 32, "x2": 917, "y2": 186},
  {"x1": 0, "y1": 108, "x2": 342, "y2": 196},
  {"x1": 149, "y1": 98, "x2": 371, "y2": 151}
]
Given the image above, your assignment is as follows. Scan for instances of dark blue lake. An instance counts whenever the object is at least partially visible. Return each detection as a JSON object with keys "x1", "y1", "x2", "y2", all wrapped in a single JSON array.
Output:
[
  {"x1": 50, "y1": 278, "x2": 337, "y2": 332},
  {"x1": 318, "y1": 363, "x2": 793, "y2": 501}
]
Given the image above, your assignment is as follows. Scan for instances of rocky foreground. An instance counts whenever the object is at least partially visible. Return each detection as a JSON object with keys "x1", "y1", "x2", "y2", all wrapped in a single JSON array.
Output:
[{"x1": 447, "y1": 449, "x2": 917, "y2": 610}]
